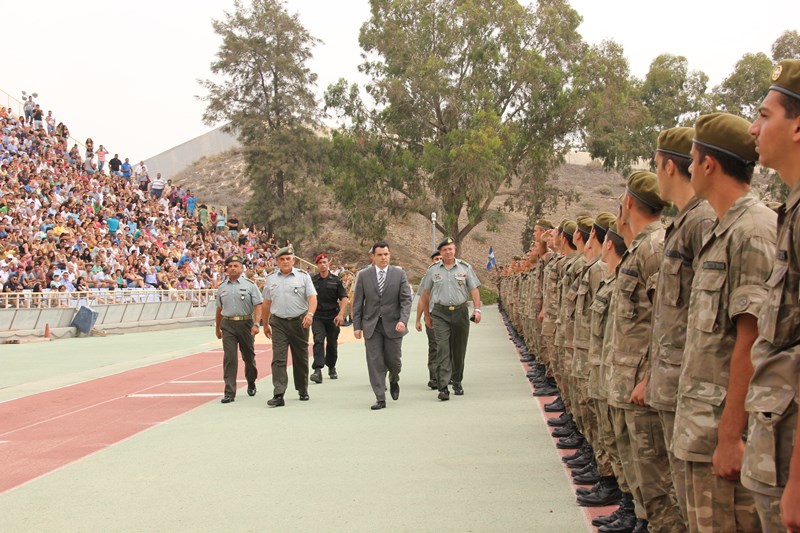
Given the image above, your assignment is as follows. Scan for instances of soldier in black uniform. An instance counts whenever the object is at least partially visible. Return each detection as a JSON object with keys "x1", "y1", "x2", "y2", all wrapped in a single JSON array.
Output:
[{"x1": 310, "y1": 253, "x2": 349, "y2": 383}]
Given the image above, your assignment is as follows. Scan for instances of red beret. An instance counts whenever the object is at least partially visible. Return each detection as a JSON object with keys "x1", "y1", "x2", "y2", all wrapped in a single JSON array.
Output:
[{"x1": 314, "y1": 253, "x2": 329, "y2": 264}]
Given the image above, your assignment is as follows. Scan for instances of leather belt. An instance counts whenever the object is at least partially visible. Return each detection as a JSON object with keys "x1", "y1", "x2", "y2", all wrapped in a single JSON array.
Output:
[
  {"x1": 223, "y1": 315, "x2": 252, "y2": 321},
  {"x1": 274, "y1": 314, "x2": 305, "y2": 321},
  {"x1": 434, "y1": 302, "x2": 466, "y2": 311}
]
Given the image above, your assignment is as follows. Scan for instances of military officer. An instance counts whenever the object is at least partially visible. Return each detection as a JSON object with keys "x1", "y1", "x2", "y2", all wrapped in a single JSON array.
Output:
[
  {"x1": 741, "y1": 59, "x2": 800, "y2": 533},
  {"x1": 310, "y1": 253, "x2": 348, "y2": 384},
  {"x1": 673, "y1": 112, "x2": 776, "y2": 533},
  {"x1": 215, "y1": 254, "x2": 263, "y2": 404},
  {"x1": 415, "y1": 249, "x2": 442, "y2": 390},
  {"x1": 647, "y1": 126, "x2": 715, "y2": 524},
  {"x1": 419, "y1": 237, "x2": 482, "y2": 400},
  {"x1": 262, "y1": 247, "x2": 318, "y2": 407}
]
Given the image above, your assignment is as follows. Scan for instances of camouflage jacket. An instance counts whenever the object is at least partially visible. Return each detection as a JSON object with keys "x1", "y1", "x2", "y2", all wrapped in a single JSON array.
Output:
[
  {"x1": 562, "y1": 254, "x2": 587, "y2": 351},
  {"x1": 592, "y1": 273, "x2": 617, "y2": 401},
  {"x1": 573, "y1": 257, "x2": 605, "y2": 379},
  {"x1": 648, "y1": 197, "x2": 715, "y2": 412},
  {"x1": 674, "y1": 195, "x2": 776, "y2": 462},
  {"x1": 541, "y1": 253, "x2": 563, "y2": 337},
  {"x1": 607, "y1": 221, "x2": 665, "y2": 409},
  {"x1": 553, "y1": 253, "x2": 575, "y2": 346}
]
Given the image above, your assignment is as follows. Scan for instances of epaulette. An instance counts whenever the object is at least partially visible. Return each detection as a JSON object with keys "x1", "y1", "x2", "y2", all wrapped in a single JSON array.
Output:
[{"x1": 457, "y1": 259, "x2": 471, "y2": 268}]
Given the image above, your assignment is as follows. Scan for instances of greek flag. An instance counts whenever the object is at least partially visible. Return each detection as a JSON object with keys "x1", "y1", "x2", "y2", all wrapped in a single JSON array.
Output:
[{"x1": 487, "y1": 246, "x2": 496, "y2": 270}]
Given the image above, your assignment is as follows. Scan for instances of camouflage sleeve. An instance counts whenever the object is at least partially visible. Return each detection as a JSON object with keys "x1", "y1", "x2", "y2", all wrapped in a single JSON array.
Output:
[
  {"x1": 728, "y1": 235, "x2": 775, "y2": 320},
  {"x1": 646, "y1": 271, "x2": 659, "y2": 302}
]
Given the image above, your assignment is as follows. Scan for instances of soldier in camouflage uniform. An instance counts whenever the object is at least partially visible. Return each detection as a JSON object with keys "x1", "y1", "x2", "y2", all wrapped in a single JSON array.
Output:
[
  {"x1": 608, "y1": 171, "x2": 684, "y2": 533},
  {"x1": 647, "y1": 127, "x2": 716, "y2": 525},
  {"x1": 551, "y1": 221, "x2": 579, "y2": 416},
  {"x1": 741, "y1": 60, "x2": 800, "y2": 533},
  {"x1": 541, "y1": 224, "x2": 568, "y2": 411},
  {"x1": 673, "y1": 113, "x2": 776, "y2": 533}
]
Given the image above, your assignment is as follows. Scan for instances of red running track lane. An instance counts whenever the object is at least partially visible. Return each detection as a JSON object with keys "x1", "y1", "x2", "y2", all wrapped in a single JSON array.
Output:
[{"x1": 0, "y1": 346, "x2": 274, "y2": 494}]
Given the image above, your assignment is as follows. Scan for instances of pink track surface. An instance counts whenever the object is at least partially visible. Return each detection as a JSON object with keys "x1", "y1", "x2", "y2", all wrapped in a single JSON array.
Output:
[{"x1": 0, "y1": 346, "x2": 274, "y2": 494}]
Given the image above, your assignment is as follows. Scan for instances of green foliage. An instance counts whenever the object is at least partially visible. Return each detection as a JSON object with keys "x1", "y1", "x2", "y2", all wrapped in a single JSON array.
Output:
[
  {"x1": 199, "y1": 0, "x2": 324, "y2": 245},
  {"x1": 325, "y1": 0, "x2": 586, "y2": 247},
  {"x1": 712, "y1": 53, "x2": 773, "y2": 119},
  {"x1": 478, "y1": 285, "x2": 499, "y2": 306},
  {"x1": 772, "y1": 30, "x2": 800, "y2": 61},
  {"x1": 596, "y1": 185, "x2": 612, "y2": 196}
]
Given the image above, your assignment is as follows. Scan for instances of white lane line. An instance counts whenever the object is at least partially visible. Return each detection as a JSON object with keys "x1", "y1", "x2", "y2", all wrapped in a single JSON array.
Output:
[
  {"x1": 128, "y1": 393, "x2": 222, "y2": 398},
  {"x1": 169, "y1": 380, "x2": 244, "y2": 384}
]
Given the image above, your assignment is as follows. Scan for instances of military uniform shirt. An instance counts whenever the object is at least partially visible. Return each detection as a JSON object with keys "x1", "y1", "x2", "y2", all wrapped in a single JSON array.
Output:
[
  {"x1": 573, "y1": 257, "x2": 605, "y2": 379},
  {"x1": 312, "y1": 272, "x2": 347, "y2": 319},
  {"x1": 216, "y1": 276, "x2": 263, "y2": 317},
  {"x1": 541, "y1": 253, "x2": 562, "y2": 336},
  {"x1": 674, "y1": 196, "x2": 776, "y2": 463},
  {"x1": 562, "y1": 254, "x2": 587, "y2": 351},
  {"x1": 648, "y1": 197, "x2": 715, "y2": 412},
  {"x1": 263, "y1": 268, "x2": 317, "y2": 318},
  {"x1": 744, "y1": 183, "x2": 800, "y2": 493},
  {"x1": 554, "y1": 252, "x2": 578, "y2": 348},
  {"x1": 421, "y1": 259, "x2": 480, "y2": 306},
  {"x1": 588, "y1": 272, "x2": 615, "y2": 401},
  {"x1": 608, "y1": 221, "x2": 665, "y2": 410}
]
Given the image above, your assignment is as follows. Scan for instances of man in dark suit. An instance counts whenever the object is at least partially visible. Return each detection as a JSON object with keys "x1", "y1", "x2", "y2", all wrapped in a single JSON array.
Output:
[{"x1": 352, "y1": 241, "x2": 413, "y2": 410}]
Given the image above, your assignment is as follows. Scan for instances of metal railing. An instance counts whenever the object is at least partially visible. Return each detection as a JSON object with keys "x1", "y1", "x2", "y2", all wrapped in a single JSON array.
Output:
[{"x1": 0, "y1": 288, "x2": 216, "y2": 310}]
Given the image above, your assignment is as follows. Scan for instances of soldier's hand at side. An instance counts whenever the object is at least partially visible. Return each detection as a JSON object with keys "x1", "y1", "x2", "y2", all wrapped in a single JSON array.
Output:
[
  {"x1": 629, "y1": 380, "x2": 648, "y2": 407},
  {"x1": 263, "y1": 324, "x2": 272, "y2": 339},
  {"x1": 415, "y1": 320, "x2": 422, "y2": 332},
  {"x1": 302, "y1": 314, "x2": 313, "y2": 328},
  {"x1": 250, "y1": 325, "x2": 259, "y2": 336},
  {"x1": 354, "y1": 329, "x2": 362, "y2": 340},
  {"x1": 334, "y1": 314, "x2": 344, "y2": 327},
  {"x1": 215, "y1": 328, "x2": 222, "y2": 340},
  {"x1": 712, "y1": 439, "x2": 743, "y2": 481},
  {"x1": 424, "y1": 315, "x2": 432, "y2": 328},
  {"x1": 473, "y1": 313, "x2": 481, "y2": 324},
  {"x1": 780, "y1": 477, "x2": 800, "y2": 532}
]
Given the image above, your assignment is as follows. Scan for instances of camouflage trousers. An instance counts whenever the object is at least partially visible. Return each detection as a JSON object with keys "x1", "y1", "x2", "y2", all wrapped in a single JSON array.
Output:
[
  {"x1": 596, "y1": 399, "x2": 626, "y2": 488},
  {"x1": 554, "y1": 345, "x2": 573, "y2": 412},
  {"x1": 658, "y1": 409, "x2": 688, "y2": 524},
  {"x1": 683, "y1": 461, "x2": 760, "y2": 533},
  {"x1": 583, "y1": 391, "x2": 612, "y2": 477},
  {"x1": 539, "y1": 334, "x2": 554, "y2": 377},
  {"x1": 742, "y1": 395, "x2": 797, "y2": 499},
  {"x1": 750, "y1": 491, "x2": 783, "y2": 533},
  {"x1": 611, "y1": 405, "x2": 685, "y2": 530}
]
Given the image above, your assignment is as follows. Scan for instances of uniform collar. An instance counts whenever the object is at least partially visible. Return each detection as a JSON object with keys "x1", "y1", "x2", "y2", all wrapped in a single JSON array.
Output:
[
  {"x1": 713, "y1": 193, "x2": 758, "y2": 238},
  {"x1": 672, "y1": 196, "x2": 705, "y2": 228},
  {"x1": 785, "y1": 181, "x2": 800, "y2": 212}
]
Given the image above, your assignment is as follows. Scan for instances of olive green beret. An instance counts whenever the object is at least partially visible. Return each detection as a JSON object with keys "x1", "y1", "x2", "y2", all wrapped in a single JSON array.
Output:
[
  {"x1": 275, "y1": 246, "x2": 294, "y2": 258},
  {"x1": 592, "y1": 212, "x2": 616, "y2": 241},
  {"x1": 693, "y1": 112, "x2": 758, "y2": 165},
  {"x1": 224, "y1": 254, "x2": 244, "y2": 265},
  {"x1": 626, "y1": 171, "x2": 669, "y2": 210},
  {"x1": 607, "y1": 223, "x2": 627, "y2": 251},
  {"x1": 558, "y1": 219, "x2": 570, "y2": 233},
  {"x1": 657, "y1": 127, "x2": 694, "y2": 159},
  {"x1": 770, "y1": 59, "x2": 800, "y2": 101},
  {"x1": 576, "y1": 215, "x2": 594, "y2": 239},
  {"x1": 437, "y1": 236, "x2": 456, "y2": 250},
  {"x1": 430, "y1": 250, "x2": 441, "y2": 259},
  {"x1": 562, "y1": 220, "x2": 577, "y2": 238},
  {"x1": 536, "y1": 218, "x2": 555, "y2": 230}
]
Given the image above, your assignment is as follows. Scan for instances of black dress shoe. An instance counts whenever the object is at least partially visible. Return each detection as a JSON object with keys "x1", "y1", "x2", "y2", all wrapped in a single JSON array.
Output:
[
  {"x1": 328, "y1": 368, "x2": 338, "y2": 379},
  {"x1": 571, "y1": 461, "x2": 596, "y2": 477},
  {"x1": 566, "y1": 453, "x2": 594, "y2": 469},
  {"x1": 548, "y1": 413, "x2": 572, "y2": 427},
  {"x1": 577, "y1": 481, "x2": 621, "y2": 507},
  {"x1": 267, "y1": 395, "x2": 285, "y2": 407},
  {"x1": 562, "y1": 443, "x2": 591, "y2": 462},
  {"x1": 299, "y1": 391, "x2": 310, "y2": 401},
  {"x1": 438, "y1": 389, "x2": 450, "y2": 401},
  {"x1": 221, "y1": 395, "x2": 235, "y2": 404},
  {"x1": 310, "y1": 370, "x2": 322, "y2": 384},
  {"x1": 573, "y1": 468, "x2": 601, "y2": 485},
  {"x1": 427, "y1": 380, "x2": 438, "y2": 390},
  {"x1": 592, "y1": 507, "x2": 624, "y2": 527},
  {"x1": 576, "y1": 480, "x2": 603, "y2": 496},
  {"x1": 519, "y1": 354, "x2": 535, "y2": 363},
  {"x1": 598, "y1": 512, "x2": 637, "y2": 533},
  {"x1": 453, "y1": 383, "x2": 464, "y2": 395},
  {"x1": 557, "y1": 433, "x2": 584, "y2": 449},
  {"x1": 371, "y1": 400, "x2": 386, "y2": 410},
  {"x1": 247, "y1": 383, "x2": 257, "y2": 397},
  {"x1": 544, "y1": 398, "x2": 565, "y2": 412},
  {"x1": 533, "y1": 385, "x2": 560, "y2": 397},
  {"x1": 390, "y1": 382, "x2": 400, "y2": 401},
  {"x1": 552, "y1": 424, "x2": 576, "y2": 438}
]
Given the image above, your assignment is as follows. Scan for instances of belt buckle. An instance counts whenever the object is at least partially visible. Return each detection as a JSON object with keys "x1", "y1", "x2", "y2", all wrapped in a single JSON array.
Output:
[{"x1": 448, "y1": 306, "x2": 455, "y2": 311}]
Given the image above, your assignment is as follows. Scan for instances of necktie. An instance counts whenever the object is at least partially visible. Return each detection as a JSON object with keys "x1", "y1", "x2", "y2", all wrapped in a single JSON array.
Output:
[{"x1": 377, "y1": 269, "x2": 385, "y2": 295}]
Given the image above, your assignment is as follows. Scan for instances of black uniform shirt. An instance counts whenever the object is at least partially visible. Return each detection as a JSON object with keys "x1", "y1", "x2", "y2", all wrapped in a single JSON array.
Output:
[{"x1": 312, "y1": 272, "x2": 347, "y2": 319}]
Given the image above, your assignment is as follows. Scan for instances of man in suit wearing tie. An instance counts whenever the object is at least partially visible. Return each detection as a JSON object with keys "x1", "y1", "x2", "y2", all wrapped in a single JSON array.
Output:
[{"x1": 352, "y1": 241, "x2": 413, "y2": 410}]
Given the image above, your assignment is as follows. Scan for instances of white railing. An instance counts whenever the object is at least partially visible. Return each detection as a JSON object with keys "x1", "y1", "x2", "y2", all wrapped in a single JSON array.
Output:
[{"x1": 0, "y1": 288, "x2": 216, "y2": 309}]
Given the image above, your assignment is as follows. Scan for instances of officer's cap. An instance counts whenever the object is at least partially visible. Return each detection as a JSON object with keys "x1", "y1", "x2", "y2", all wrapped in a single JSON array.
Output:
[
  {"x1": 224, "y1": 255, "x2": 244, "y2": 266},
  {"x1": 535, "y1": 218, "x2": 555, "y2": 230},
  {"x1": 314, "y1": 253, "x2": 329, "y2": 264},
  {"x1": 275, "y1": 246, "x2": 294, "y2": 258},
  {"x1": 693, "y1": 112, "x2": 758, "y2": 165},
  {"x1": 656, "y1": 127, "x2": 694, "y2": 159},
  {"x1": 626, "y1": 171, "x2": 669, "y2": 211},
  {"x1": 437, "y1": 237, "x2": 456, "y2": 250},
  {"x1": 769, "y1": 59, "x2": 800, "y2": 102}
]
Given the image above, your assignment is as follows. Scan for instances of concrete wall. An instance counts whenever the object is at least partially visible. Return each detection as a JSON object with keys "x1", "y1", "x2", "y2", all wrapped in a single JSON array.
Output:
[{"x1": 144, "y1": 125, "x2": 239, "y2": 179}]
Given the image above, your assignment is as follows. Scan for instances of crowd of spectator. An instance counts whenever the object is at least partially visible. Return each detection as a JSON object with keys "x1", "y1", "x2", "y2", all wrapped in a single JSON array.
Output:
[{"x1": 0, "y1": 99, "x2": 290, "y2": 307}]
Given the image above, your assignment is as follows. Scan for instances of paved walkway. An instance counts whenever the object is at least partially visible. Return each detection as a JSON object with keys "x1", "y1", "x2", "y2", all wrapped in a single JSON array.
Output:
[{"x1": 0, "y1": 306, "x2": 587, "y2": 532}]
